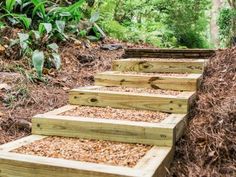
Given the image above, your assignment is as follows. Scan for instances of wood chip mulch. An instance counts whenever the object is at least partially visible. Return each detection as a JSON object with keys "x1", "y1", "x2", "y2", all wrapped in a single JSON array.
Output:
[
  {"x1": 12, "y1": 136, "x2": 152, "y2": 167},
  {"x1": 95, "y1": 86, "x2": 181, "y2": 96},
  {"x1": 168, "y1": 47, "x2": 236, "y2": 176},
  {"x1": 121, "y1": 71, "x2": 189, "y2": 77},
  {"x1": 61, "y1": 106, "x2": 169, "y2": 123}
]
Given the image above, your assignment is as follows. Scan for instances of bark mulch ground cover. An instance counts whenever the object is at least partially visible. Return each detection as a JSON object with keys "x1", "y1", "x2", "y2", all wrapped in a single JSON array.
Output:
[
  {"x1": 12, "y1": 136, "x2": 152, "y2": 168},
  {"x1": 0, "y1": 36, "x2": 124, "y2": 145},
  {"x1": 121, "y1": 72, "x2": 190, "y2": 77},
  {"x1": 169, "y1": 47, "x2": 236, "y2": 177},
  {"x1": 61, "y1": 106, "x2": 169, "y2": 123}
]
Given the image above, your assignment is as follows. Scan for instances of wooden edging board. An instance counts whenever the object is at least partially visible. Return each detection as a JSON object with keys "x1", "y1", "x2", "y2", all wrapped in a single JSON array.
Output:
[
  {"x1": 0, "y1": 135, "x2": 174, "y2": 177},
  {"x1": 32, "y1": 105, "x2": 188, "y2": 147},
  {"x1": 112, "y1": 58, "x2": 207, "y2": 74},
  {"x1": 68, "y1": 86, "x2": 195, "y2": 114},
  {"x1": 124, "y1": 48, "x2": 215, "y2": 58},
  {"x1": 95, "y1": 71, "x2": 202, "y2": 91}
]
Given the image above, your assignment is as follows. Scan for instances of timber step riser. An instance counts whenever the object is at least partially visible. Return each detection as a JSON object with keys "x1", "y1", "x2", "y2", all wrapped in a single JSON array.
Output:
[
  {"x1": 68, "y1": 86, "x2": 195, "y2": 114},
  {"x1": 32, "y1": 105, "x2": 188, "y2": 147},
  {"x1": 95, "y1": 72, "x2": 202, "y2": 91},
  {"x1": 112, "y1": 59, "x2": 206, "y2": 74},
  {"x1": 124, "y1": 48, "x2": 215, "y2": 58}
]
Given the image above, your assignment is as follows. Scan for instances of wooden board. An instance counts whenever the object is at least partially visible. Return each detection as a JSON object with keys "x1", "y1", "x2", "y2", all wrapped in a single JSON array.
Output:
[
  {"x1": 32, "y1": 105, "x2": 188, "y2": 146},
  {"x1": 0, "y1": 135, "x2": 173, "y2": 177},
  {"x1": 69, "y1": 86, "x2": 195, "y2": 114},
  {"x1": 95, "y1": 71, "x2": 202, "y2": 91},
  {"x1": 124, "y1": 48, "x2": 215, "y2": 58},
  {"x1": 112, "y1": 59, "x2": 206, "y2": 74}
]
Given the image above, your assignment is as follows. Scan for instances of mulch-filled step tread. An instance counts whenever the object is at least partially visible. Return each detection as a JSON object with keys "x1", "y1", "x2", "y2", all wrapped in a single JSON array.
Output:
[{"x1": 0, "y1": 135, "x2": 174, "y2": 177}]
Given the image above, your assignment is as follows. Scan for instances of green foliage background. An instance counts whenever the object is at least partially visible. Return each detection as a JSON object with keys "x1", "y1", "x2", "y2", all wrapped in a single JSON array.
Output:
[
  {"x1": 92, "y1": 0, "x2": 211, "y2": 48},
  {"x1": 218, "y1": 6, "x2": 236, "y2": 47}
]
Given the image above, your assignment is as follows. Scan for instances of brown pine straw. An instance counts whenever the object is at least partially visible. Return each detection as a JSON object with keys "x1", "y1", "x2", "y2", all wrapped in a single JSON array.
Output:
[{"x1": 169, "y1": 47, "x2": 236, "y2": 177}]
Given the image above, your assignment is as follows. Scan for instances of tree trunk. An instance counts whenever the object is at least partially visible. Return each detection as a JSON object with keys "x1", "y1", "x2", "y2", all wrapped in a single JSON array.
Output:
[{"x1": 210, "y1": 0, "x2": 223, "y2": 47}]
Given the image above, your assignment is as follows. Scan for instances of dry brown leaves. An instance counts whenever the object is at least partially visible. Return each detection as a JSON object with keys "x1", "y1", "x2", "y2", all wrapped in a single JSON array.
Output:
[{"x1": 169, "y1": 47, "x2": 236, "y2": 177}]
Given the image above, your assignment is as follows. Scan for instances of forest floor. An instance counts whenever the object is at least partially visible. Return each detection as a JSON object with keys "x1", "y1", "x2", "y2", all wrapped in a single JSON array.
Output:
[
  {"x1": 0, "y1": 33, "x2": 235, "y2": 176},
  {"x1": 0, "y1": 38, "x2": 126, "y2": 144}
]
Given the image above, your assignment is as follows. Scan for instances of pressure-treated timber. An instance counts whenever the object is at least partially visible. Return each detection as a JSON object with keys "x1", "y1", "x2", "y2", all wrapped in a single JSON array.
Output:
[
  {"x1": 113, "y1": 59, "x2": 206, "y2": 74},
  {"x1": 0, "y1": 135, "x2": 174, "y2": 177},
  {"x1": 69, "y1": 86, "x2": 195, "y2": 114},
  {"x1": 32, "y1": 105, "x2": 187, "y2": 146},
  {"x1": 124, "y1": 48, "x2": 215, "y2": 58},
  {"x1": 95, "y1": 71, "x2": 202, "y2": 91}
]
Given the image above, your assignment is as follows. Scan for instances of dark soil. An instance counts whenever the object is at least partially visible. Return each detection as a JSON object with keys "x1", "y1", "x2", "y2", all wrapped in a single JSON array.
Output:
[{"x1": 169, "y1": 47, "x2": 236, "y2": 177}]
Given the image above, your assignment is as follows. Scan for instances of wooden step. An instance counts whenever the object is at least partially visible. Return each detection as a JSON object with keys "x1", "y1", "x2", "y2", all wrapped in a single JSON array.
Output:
[
  {"x1": 95, "y1": 71, "x2": 202, "y2": 91},
  {"x1": 69, "y1": 86, "x2": 195, "y2": 114},
  {"x1": 124, "y1": 48, "x2": 215, "y2": 58},
  {"x1": 112, "y1": 59, "x2": 206, "y2": 74},
  {"x1": 32, "y1": 105, "x2": 188, "y2": 146},
  {"x1": 0, "y1": 135, "x2": 174, "y2": 177}
]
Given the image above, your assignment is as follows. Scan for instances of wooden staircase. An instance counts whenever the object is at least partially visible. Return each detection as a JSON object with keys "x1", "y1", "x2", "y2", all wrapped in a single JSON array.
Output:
[{"x1": 0, "y1": 48, "x2": 215, "y2": 177}]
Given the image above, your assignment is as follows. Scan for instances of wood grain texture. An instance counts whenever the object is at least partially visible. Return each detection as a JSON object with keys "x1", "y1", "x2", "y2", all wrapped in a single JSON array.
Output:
[
  {"x1": 160, "y1": 114, "x2": 188, "y2": 141},
  {"x1": 0, "y1": 152, "x2": 140, "y2": 177},
  {"x1": 125, "y1": 48, "x2": 215, "y2": 53},
  {"x1": 0, "y1": 135, "x2": 46, "y2": 152},
  {"x1": 32, "y1": 106, "x2": 187, "y2": 147},
  {"x1": 95, "y1": 71, "x2": 201, "y2": 91},
  {"x1": 124, "y1": 48, "x2": 215, "y2": 58},
  {"x1": 134, "y1": 147, "x2": 174, "y2": 177},
  {"x1": 112, "y1": 59, "x2": 205, "y2": 74},
  {"x1": 32, "y1": 112, "x2": 178, "y2": 146},
  {"x1": 69, "y1": 87, "x2": 194, "y2": 114}
]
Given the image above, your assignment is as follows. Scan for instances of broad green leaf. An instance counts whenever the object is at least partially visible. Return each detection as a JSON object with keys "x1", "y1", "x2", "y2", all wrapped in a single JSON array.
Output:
[
  {"x1": 48, "y1": 43, "x2": 59, "y2": 52},
  {"x1": 6, "y1": 0, "x2": 16, "y2": 12},
  {"x1": 0, "y1": 22, "x2": 5, "y2": 29},
  {"x1": 18, "y1": 15, "x2": 31, "y2": 29},
  {"x1": 32, "y1": 0, "x2": 46, "y2": 19},
  {"x1": 39, "y1": 23, "x2": 52, "y2": 35},
  {"x1": 32, "y1": 50, "x2": 44, "y2": 78},
  {"x1": 51, "y1": 53, "x2": 61, "y2": 70},
  {"x1": 31, "y1": 30, "x2": 41, "y2": 40},
  {"x1": 56, "y1": 21, "x2": 65, "y2": 33},
  {"x1": 59, "y1": 12, "x2": 71, "y2": 17},
  {"x1": 86, "y1": 35, "x2": 99, "y2": 41},
  {"x1": 18, "y1": 33, "x2": 29, "y2": 42},
  {"x1": 18, "y1": 33, "x2": 29, "y2": 50},
  {"x1": 90, "y1": 12, "x2": 100, "y2": 23}
]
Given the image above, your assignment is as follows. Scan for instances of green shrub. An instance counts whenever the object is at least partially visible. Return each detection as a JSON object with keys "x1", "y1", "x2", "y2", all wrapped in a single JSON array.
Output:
[{"x1": 218, "y1": 8, "x2": 236, "y2": 47}]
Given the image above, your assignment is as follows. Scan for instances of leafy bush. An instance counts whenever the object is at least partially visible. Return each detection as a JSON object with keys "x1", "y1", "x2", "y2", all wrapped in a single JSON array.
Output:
[
  {"x1": 218, "y1": 7, "x2": 236, "y2": 47},
  {"x1": 94, "y1": 0, "x2": 211, "y2": 48},
  {"x1": 0, "y1": 0, "x2": 91, "y2": 79}
]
